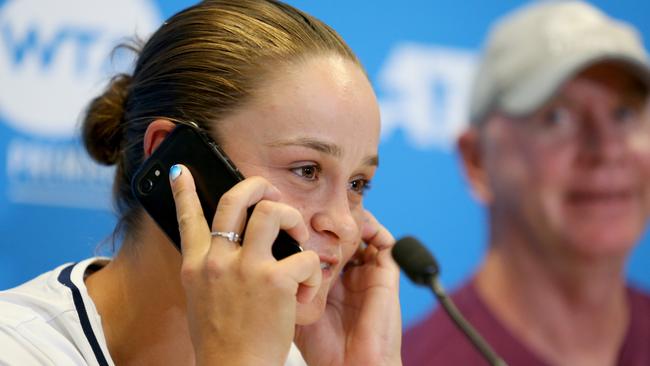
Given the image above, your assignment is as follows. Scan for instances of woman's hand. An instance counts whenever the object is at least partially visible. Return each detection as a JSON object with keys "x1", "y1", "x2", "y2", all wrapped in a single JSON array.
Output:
[
  {"x1": 169, "y1": 164, "x2": 322, "y2": 366},
  {"x1": 294, "y1": 211, "x2": 402, "y2": 366}
]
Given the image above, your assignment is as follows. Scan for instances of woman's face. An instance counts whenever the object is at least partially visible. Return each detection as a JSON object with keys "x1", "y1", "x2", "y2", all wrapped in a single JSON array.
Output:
[{"x1": 216, "y1": 55, "x2": 381, "y2": 324}]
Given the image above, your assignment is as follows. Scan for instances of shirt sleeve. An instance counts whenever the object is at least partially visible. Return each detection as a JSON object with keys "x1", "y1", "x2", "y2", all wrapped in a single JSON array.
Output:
[{"x1": 0, "y1": 324, "x2": 88, "y2": 365}]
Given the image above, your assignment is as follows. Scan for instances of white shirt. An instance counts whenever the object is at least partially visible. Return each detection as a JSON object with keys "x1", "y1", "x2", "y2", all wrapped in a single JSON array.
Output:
[{"x1": 0, "y1": 257, "x2": 307, "y2": 365}]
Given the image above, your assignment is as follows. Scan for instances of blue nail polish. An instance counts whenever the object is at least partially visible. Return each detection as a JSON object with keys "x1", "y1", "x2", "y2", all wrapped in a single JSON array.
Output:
[{"x1": 169, "y1": 165, "x2": 182, "y2": 181}]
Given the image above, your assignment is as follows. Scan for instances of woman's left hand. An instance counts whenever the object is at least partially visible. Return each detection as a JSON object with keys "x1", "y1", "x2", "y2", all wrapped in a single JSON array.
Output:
[{"x1": 294, "y1": 210, "x2": 402, "y2": 366}]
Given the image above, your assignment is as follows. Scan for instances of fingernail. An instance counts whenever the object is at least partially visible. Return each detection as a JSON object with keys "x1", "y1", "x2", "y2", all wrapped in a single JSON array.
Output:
[{"x1": 169, "y1": 164, "x2": 182, "y2": 181}]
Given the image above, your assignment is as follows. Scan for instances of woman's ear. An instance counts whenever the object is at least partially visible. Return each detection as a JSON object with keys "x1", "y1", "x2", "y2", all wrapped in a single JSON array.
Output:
[
  {"x1": 143, "y1": 119, "x2": 177, "y2": 158},
  {"x1": 457, "y1": 127, "x2": 493, "y2": 204}
]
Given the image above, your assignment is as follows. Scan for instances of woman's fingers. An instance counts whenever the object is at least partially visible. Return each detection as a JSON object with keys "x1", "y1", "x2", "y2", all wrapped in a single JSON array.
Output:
[
  {"x1": 171, "y1": 167, "x2": 316, "y2": 298},
  {"x1": 240, "y1": 200, "x2": 309, "y2": 262},
  {"x1": 169, "y1": 164, "x2": 211, "y2": 263},
  {"x1": 206, "y1": 176, "x2": 291, "y2": 259},
  {"x1": 275, "y1": 250, "x2": 322, "y2": 304},
  {"x1": 340, "y1": 210, "x2": 399, "y2": 292},
  {"x1": 169, "y1": 169, "x2": 321, "y2": 365},
  {"x1": 342, "y1": 210, "x2": 398, "y2": 270},
  {"x1": 361, "y1": 210, "x2": 395, "y2": 250},
  {"x1": 211, "y1": 176, "x2": 281, "y2": 236}
]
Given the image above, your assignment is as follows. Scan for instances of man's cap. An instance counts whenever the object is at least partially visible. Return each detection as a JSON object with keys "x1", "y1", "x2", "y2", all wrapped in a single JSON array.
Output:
[{"x1": 469, "y1": 0, "x2": 650, "y2": 125}]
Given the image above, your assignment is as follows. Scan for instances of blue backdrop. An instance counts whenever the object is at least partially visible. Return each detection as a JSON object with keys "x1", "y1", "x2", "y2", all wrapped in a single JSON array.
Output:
[{"x1": 1, "y1": 0, "x2": 648, "y2": 328}]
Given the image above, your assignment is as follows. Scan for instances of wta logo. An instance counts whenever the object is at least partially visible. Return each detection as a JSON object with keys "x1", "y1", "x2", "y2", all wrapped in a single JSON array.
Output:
[
  {"x1": 0, "y1": 0, "x2": 160, "y2": 209},
  {"x1": 0, "y1": 0, "x2": 160, "y2": 138}
]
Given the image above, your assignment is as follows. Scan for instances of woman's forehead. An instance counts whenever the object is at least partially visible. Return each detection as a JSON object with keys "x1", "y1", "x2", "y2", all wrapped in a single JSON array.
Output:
[
  {"x1": 240, "y1": 56, "x2": 379, "y2": 135},
  {"x1": 215, "y1": 56, "x2": 380, "y2": 159}
]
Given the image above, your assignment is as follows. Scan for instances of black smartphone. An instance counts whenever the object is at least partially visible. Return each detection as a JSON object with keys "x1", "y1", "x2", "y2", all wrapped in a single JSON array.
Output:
[{"x1": 131, "y1": 123, "x2": 303, "y2": 260}]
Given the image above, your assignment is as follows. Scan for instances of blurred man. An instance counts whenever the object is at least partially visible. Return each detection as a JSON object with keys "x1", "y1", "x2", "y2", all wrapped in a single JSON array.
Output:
[{"x1": 403, "y1": 1, "x2": 650, "y2": 365}]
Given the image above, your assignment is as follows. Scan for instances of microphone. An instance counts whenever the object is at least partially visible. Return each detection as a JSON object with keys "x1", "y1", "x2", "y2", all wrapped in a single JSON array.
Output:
[{"x1": 393, "y1": 236, "x2": 508, "y2": 366}]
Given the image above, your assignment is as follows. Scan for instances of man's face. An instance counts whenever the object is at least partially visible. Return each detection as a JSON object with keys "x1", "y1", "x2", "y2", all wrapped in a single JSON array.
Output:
[{"x1": 476, "y1": 62, "x2": 650, "y2": 260}]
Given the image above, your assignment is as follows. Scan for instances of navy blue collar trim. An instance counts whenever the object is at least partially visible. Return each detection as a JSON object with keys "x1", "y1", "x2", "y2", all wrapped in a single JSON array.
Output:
[{"x1": 57, "y1": 263, "x2": 109, "y2": 366}]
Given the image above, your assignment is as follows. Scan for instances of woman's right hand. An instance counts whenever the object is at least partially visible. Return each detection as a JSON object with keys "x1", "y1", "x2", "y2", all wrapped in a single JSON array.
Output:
[{"x1": 169, "y1": 164, "x2": 321, "y2": 366}]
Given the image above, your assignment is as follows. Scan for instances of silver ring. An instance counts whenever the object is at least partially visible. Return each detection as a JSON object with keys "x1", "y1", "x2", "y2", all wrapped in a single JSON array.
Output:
[{"x1": 210, "y1": 231, "x2": 242, "y2": 243}]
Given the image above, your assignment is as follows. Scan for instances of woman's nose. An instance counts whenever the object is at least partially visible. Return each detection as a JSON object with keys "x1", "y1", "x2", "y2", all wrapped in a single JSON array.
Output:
[{"x1": 310, "y1": 190, "x2": 358, "y2": 243}]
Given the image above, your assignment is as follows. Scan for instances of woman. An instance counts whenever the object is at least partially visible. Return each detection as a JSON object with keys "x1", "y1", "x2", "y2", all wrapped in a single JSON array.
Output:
[{"x1": 0, "y1": 0, "x2": 401, "y2": 365}]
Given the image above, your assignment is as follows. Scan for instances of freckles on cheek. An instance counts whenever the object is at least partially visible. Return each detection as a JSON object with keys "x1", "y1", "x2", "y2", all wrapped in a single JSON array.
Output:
[
  {"x1": 342, "y1": 218, "x2": 364, "y2": 261},
  {"x1": 353, "y1": 211, "x2": 365, "y2": 239},
  {"x1": 342, "y1": 241, "x2": 358, "y2": 263}
]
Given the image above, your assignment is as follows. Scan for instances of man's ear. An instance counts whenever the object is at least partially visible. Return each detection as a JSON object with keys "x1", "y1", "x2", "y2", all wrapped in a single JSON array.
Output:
[
  {"x1": 143, "y1": 119, "x2": 177, "y2": 158},
  {"x1": 457, "y1": 127, "x2": 493, "y2": 204}
]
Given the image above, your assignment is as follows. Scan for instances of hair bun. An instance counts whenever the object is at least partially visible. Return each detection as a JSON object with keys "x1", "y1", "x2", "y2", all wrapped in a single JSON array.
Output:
[{"x1": 82, "y1": 74, "x2": 132, "y2": 165}]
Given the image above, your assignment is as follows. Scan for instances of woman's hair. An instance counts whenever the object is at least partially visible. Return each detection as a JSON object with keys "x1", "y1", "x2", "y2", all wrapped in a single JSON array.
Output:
[{"x1": 82, "y1": 0, "x2": 360, "y2": 246}]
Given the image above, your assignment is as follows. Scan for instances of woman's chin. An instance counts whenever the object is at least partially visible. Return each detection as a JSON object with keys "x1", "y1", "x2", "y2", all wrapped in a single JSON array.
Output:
[{"x1": 295, "y1": 293, "x2": 327, "y2": 325}]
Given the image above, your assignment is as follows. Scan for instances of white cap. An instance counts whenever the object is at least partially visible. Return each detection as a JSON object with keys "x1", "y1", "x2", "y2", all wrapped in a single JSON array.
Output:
[{"x1": 469, "y1": 0, "x2": 650, "y2": 124}]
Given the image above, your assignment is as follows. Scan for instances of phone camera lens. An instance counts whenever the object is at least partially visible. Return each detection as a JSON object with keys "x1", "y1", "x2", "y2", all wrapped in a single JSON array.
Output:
[{"x1": 139, "y1": 178, "x2": 154, "y2": 194}]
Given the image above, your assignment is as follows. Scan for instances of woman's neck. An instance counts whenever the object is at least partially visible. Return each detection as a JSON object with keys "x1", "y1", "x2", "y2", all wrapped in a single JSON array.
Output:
[
  {"x1": 85, "y1": 222, "x2": 195, "y2": 366},
  {"x1": 476, "y1": 237, "x2": 630, "y2": 366}
]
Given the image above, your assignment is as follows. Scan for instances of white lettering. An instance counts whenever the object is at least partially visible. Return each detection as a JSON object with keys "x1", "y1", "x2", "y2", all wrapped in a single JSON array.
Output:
[
  {"x1": 377, "y1": 43, "x2": 477, "y2": 150},
  {"x1": 6, "y1": 138, "x2": 114, "y2": 209}
]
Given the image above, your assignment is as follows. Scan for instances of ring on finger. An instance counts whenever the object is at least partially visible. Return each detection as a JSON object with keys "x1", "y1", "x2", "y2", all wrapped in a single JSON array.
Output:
[{"x1": 210, "y1": 231, "x2": 242, "y2": 243}]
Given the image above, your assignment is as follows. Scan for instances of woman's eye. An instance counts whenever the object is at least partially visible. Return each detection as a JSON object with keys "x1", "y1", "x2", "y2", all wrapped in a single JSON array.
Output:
[
  {"x1": 290, "y1": 165, "x2": 320, "y2": 180},
  {"x1": 349, "y1": 178, "x2": 371, "y2": 195}
]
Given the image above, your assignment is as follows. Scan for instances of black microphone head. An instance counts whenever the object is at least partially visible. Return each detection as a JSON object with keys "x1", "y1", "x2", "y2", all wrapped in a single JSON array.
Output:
[{"x1": 392, "y1": 236, "x2": 440, "y2": 286}]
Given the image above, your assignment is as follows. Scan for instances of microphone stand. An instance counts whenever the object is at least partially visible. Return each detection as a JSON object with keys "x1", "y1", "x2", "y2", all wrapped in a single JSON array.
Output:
[
  {"x1": 391, "y1": 236, "x2": 508, "y2": 366},
  {"x1": 429, "y1": 276, "x2": 508, "y2": 366}
]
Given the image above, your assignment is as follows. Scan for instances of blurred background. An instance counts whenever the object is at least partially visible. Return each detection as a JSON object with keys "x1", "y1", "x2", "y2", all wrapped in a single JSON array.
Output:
[{"x1": 0, "y1": 0, "x2": 648, "y2": 328}]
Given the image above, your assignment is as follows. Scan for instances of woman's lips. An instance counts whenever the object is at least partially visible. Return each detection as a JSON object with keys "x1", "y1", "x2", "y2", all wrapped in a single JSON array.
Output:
[{"x1": 318, "y1": 254, "x2": 339, "y2": 278}]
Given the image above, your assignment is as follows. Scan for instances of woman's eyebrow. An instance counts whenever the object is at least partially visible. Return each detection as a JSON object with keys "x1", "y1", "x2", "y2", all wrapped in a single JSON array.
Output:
[
  {"x1": 365, "y1": 155, "x2": 379, "y2": 168},
  {"x1": 267, "y1": 137, "x2": 342, "y2": 158},
  {"x1": 268, "y1": 137, "x2": 378, "y2": 167}
]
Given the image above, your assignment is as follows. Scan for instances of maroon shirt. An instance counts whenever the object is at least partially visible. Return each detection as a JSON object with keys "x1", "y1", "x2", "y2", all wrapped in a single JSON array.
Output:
[{"x1": 402, "y1": 279, "x2": 650, "y2": 366}]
